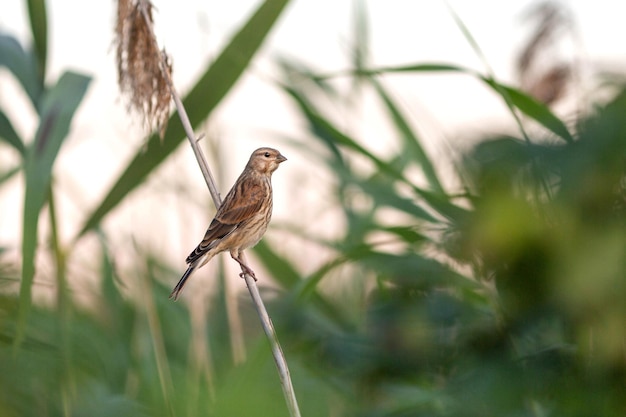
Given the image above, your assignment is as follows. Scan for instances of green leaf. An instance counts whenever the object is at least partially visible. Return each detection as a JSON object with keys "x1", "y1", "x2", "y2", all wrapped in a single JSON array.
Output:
[
  {"x1": 281, "y1": 85, "x2": 344, "y2": 164},
  {"x1": 380, "y1": 225, "x2": 428, "y2": 245},
  {"x1": 411, "y1": 186, "x2": 470, "y2": 222},
  {"x1": 354, "y1": 177, "x2": 438, "y2": 223},
  {"x1": 285, "y1": 85, "x2": 391, "y2": 176},
  {"x1": 0, "y1": 109, "x2": 25, "y2": 155},
  {"x1": 284, "y1": 80, "x2": 469, "y2": 222},
  {"x1": 253, "y1": 239, "x2": 300, "y2": 288},
  {"x1": 330, "y1": 62, "x2": 574, "y2": 144},
  {"x1": 0, "y1": 164, "x2": 21, "y2": 185},
  {"x1": 0, "y1": 34, "x2": 42, "y2": 106},
  {"x1": 314, "y1": 62, "x2": 469, "y2": 81},
  {"x1": 481, "y1": 79, "x2": 574, "y2": 143},
  {"x1": 15, "y1": 71, "x2": 91, "y2": 351},
  {"x1": 360, "y1": 251, "x2": 477, "y2": 290},
  {"x1": 96, "y1": 230, "x2": 125, "y2": 310},
  {"x1": 77, "y1": 0, "x2": 291, "y2": 238},
  {"x1": 365, "y1": 62, "x2": 471, "y2": 75},
  {"x1": 254, "y1": 240, "x2": 353, "y2": 331},
  {"x1": 294, "y1": 242, "x2": 373, "y2": 303},
  {"x1": 371, "y1": 79, "x2": 444, "y2": 193},
  {"x1": 27, "y1": 0, "x2": 48, "y2": 83}
]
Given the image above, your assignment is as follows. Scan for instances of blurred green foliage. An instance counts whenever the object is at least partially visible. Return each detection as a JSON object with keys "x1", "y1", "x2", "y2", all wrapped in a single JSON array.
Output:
[
  {"x1": 1, "y1": 1, "x2": 625, "y2": 416},
  {"x1": 270, "y1": 54, "x2": 626, "y2": 414}
]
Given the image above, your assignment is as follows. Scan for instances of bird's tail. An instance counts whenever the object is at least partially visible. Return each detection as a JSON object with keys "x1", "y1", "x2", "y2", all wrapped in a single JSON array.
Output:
[{"x1": 169, "y1": 264, "x2": 196, "y2": 301}]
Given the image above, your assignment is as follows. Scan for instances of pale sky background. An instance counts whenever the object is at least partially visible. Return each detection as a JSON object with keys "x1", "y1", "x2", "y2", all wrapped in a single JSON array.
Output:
[{"x1": 1, "y1": 0, "x2": 625, "y2": 299}]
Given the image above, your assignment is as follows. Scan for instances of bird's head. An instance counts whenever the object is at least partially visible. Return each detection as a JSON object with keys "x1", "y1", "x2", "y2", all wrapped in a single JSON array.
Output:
[{"x1": 247, "y1": 147, "x2": 287, "y2": 175}]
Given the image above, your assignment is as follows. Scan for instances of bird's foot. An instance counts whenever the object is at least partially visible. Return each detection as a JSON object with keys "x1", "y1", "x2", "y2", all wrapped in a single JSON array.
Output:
[
  {"x1": 238, "y1": 270, "x2": 257, "y2": 281},
  {"x1": 233, "y1": 257, "x2": 258, "y2": 281},
  {"x1": 238, "y1": 265, "x2": 257, "y2": 281}
]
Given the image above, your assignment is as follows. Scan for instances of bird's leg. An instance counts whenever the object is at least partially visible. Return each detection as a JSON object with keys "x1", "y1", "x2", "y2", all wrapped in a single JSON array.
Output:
[{"x1": 231, "y1": 253, "x2": 257, "y2": 281}]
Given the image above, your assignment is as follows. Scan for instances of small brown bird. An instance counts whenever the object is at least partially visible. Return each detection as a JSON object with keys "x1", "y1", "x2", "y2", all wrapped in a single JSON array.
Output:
[{"x1": 170, "y1": 147, "x2": 287, "y2": 300}]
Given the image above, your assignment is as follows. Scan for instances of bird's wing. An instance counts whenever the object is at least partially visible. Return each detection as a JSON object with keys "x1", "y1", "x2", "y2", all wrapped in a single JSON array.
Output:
[
  {"x1": 186, "y1": 180, "x2": 265, "y2": 264},
  {"x1": 215, "y1": 181, "x2": 265, "y2": 225}
]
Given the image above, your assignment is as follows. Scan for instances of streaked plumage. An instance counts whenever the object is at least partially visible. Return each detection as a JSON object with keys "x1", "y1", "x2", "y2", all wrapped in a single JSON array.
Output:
[{"x1": 170, "y1": 147, "x2": 287, "y2": 300}]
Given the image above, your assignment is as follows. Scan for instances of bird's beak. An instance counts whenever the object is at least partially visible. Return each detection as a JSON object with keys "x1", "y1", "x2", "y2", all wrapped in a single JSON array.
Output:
[{"x1": 277, "y1": 154, "x2": 287, "y2": 163}]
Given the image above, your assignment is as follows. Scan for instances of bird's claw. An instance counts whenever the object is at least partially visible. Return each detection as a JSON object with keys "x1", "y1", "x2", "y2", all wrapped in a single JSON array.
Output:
[{"x1": 239, "y1": 268, "x2": 257, "y2": 281}]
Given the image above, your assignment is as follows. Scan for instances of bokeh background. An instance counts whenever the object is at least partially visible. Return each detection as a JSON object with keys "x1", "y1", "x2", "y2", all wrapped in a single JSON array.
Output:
[{"x1": 1, "y1": 1, "x2": 625, "y2": 416}]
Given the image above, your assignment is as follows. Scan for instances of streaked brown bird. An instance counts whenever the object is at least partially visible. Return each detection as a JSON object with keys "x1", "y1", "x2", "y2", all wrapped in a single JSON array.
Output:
[{"x1": 170, "y1": 147, "x2": 287, "y2": 300}]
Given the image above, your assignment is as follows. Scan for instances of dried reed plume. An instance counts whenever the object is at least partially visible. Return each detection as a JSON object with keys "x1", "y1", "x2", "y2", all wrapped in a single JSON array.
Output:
[
  {"x1": 116, "y1": 0, "x2": 171, "y2": 137},
  {"x1": 516, "y1": 1, "x2": 572, "y2": 105}
]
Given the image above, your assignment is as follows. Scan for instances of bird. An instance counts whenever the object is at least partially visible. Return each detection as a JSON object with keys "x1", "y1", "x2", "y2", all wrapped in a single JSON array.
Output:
[{"x1": 169, "y1": 147, "x2": 287, "y2": 300}]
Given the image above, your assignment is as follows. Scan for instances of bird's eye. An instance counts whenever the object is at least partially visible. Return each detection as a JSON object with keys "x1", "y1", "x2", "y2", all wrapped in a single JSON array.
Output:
[{"x1": 264, "y1": 152, "x2": 270, "y2": 157}]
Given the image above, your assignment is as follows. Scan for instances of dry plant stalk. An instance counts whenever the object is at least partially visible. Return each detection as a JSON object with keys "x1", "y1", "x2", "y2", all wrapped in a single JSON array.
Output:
[
  {"x1": 116, "y1": 0, "x2": 171, "y2": 137},
  {"x1": 113, "y1": 1, "x2": 301, "y2": 416}
]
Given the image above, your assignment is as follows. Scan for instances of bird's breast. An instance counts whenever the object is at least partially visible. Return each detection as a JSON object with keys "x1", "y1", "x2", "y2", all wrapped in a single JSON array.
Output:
[{"x1": 236, "y1": 189, "x2": 272, "y2": 251}]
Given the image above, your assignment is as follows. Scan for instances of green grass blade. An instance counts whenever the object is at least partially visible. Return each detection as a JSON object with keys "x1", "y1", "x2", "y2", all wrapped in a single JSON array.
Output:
[
  {"x1": 481, "y1": 78, "x2": 574, "y2": 143},
  {"x1": 15, "y1": 71, "x2": 91, "y2": 352},
  {"x1": 285, "y1": 86, "x2": 392, "y2": 176},
  {"x1": 285, "y1": 81, "x2": 468, "y2": 222},
  {"x1": 254, "y1": 240, "x2": 353, "y2": 331},
  {"x1": 77, "y1": 0, "x2": 291, "y2": 238},
  {"x1": 360, "y1": 62, "x2": 470, "y2": 76},
  {"x1": 253, "y1": 240, "x2": 300, "y2": 288},
  {"x1": 281, "y1": 86, "x2": 344, "y2": 163},
  {"x1": 26, "y1": 0, "x2": 48, "y2": 84},
  {"x1": 442, "y1": 0, "x2": 573, "y2": 145},
  {"x1": 444, "y1": 0, "x2": 494, "y2": 76},
  {"x1": 284, "y1": 71, "x2": 444, "y2": 188},
  {"x1": 293, "y1": 241, "x2": 376, "y2": 303},
  {"x1": 361, "y1": 250, "x2": 478, "y2": 290},
  {"x1": 370, "y1": 79, "x2": 445, "y2": 193},
  {"x1": 0, "y1": 164, "x2": 21, "y2": 185},
  {"x1": 0, "y1": 34, "x2": 42, "y2": 106},
  {"x1": 342, "y1": 63, "x2": 574, "y2": 144},
  {"x1": 0, "y1": 109, "x2": 25, "y2": 155},
  {"x1": 355, "y1": 177, "x2": 438, "y2": 222}
]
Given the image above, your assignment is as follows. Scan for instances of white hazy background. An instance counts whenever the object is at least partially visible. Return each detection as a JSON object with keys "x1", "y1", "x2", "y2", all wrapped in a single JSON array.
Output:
[{"x1": 1, "y1": 0, "x2": 625, "y2": 299}]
